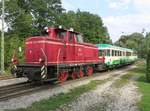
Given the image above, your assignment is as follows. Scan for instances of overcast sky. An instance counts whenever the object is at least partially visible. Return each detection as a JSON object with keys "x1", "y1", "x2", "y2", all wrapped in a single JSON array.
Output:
[{"x1": 62, "y1": 0, "x2": 150, "y2": 42}]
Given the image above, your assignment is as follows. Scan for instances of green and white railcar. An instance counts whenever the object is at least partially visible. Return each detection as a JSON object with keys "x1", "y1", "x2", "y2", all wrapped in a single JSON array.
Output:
[{"x1": 96, "y1": 44, "x2": 137, "y2": 68}]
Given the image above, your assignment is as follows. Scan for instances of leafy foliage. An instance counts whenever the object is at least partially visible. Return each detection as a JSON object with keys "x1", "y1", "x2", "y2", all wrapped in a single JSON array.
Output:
[
  {"x1": 145, "y1": 33, "x2": 150, "y2": 82},
  {"x1": 59, "y1": 10, "x2": 112, "y2": 44},
  {"x1": 0, "y1": 0, "x2": 111, "y2": 70},
  {"x1": 115, "y1": 33, "x2": 145, "y2": 58}
]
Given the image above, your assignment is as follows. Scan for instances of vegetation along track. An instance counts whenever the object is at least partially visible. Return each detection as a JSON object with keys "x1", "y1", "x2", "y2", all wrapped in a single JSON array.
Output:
[
  {"x1": 0, "y1": 65, "x2": 134, "y2": 102},
  {"x1": 0, "y1": 75, "x2": 14, "y2": 80}
]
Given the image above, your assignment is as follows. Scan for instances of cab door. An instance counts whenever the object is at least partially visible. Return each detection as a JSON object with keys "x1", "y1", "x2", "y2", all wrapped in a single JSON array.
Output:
[
  {"x1": 66, "y1": 32, "x2": 75, "y2": 63},
  {"x1": 74, "y1": 34, "x2": 84, "y2": 62}
]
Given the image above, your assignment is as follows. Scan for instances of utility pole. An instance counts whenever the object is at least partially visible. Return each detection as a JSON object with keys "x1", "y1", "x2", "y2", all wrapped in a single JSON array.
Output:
[{"x1": 1, "y1": 0, "x2": 5, "y2": 74}]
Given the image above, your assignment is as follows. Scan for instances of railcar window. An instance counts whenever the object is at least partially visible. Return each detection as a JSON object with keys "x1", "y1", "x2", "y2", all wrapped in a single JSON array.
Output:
[
  {"x1": 117, "y1": 51, "x2": 119, "y2": 56},
  {"x1": 112, "y1": 50, "x2": 114, "y2": 56},
  {"x1": 126, "y1": 52, "x2": 131, "y2": 56},
  {"x1": 99, "y1": 50, "x2": 104, "y2": 56},
  {"x1": 123, "y1": 52, "x2": 125, "y2": 56},
  {"x1": 120, "y1": 51, "x2": 122, "y2": 56},
  {"x1": 115, "y1": 50, "x2": 117, "y2": 56},
  {"x1": 104, "y1": 50, "x2": 106, "y2": 56},
  {"x1": 107, "y1": 50, "x2": 110, "y2": 56}
]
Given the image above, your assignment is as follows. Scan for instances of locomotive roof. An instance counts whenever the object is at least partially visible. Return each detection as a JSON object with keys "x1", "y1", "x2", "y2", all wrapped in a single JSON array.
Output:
[
  {"x1": 96, "y1": 44, "x2": 133, "y2": 52},
  {"x1": 51, "y1": 27, "x2": 80, "y2": 34}
]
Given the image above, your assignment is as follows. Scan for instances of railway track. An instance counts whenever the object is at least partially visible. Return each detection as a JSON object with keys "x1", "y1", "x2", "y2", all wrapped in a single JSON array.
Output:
[
  {"x1": 0, "y1": 65, "x2": 134, "y2": 102},
  {"x1": 0, "y1": 79, "x2": 59, "y2": 102},
  {"x1": 0, "y1": 82, "x2": 48, "y2": 101}
]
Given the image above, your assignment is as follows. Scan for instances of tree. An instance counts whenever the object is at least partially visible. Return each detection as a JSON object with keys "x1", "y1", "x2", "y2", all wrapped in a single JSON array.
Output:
[
  {"x1": 115, "y1": 33, "x2": 145, "y2": 58},
  {"x1": 0, "y1": 0, "x2": 64, "y2": 37},
  {"x1": 59, "y1": 10, "x2": 112, "y2": 44},
  {"x1": 0, "y1": 0, "x2": 111, "y2": 69},
  {"x1": 145, "y1": 33, "x2": 150, "y2": 82},
  {"x1": 0, "y1": 0, "x2": 64, "y2": 67}
]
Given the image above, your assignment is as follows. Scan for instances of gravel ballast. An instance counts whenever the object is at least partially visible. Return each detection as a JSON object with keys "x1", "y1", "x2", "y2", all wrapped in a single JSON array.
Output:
[
  {"x1": 0, "y1": 78, "x2": 28, "y2": 87},
  {"x1": 56, "y1": 77, "x2": 140, "y2": 111}
]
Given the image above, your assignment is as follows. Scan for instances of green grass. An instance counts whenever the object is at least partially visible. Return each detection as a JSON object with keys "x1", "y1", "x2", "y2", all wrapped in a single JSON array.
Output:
[
  {"x1": 138, "y1": 80, "x2": 150, "y2": 111},
  {"x1": 120, "y1": 61, "x2": 150, "y2": 111},
  {"x1": 9, "y1": 80, "x2": 107, "y2": 111},
  {"x1": 111, "y1": 60, "x2": 150, "y2": 111},
  {"x1": 134, "y1": 62, "x2": 150, "y2": 111}
]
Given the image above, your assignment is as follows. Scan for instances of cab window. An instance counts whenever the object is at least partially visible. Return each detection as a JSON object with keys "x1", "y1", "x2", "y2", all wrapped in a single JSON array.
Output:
[
  {"x1": 56, "y1": 30, "x2": 66, "y2": 40},
  {"x1": 76, "y1": 34, "x2": 84, "y2": 43},
  {"x1": 69, "y1": 33, "x2": 74, "y2": 42}
]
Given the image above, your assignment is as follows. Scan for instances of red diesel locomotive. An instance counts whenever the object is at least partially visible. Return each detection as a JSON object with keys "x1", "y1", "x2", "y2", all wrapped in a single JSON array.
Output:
[{"x1": 11, "y1": 27, "x2": 104, "y2": 82}]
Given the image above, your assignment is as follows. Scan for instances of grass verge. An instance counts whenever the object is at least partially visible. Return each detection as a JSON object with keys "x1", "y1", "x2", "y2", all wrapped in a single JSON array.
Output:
[
  {"x1": 134, "y1": 63, "x2": 150, "y2": 111},
  {"x1": 9, "y1": 79, "x2": 107, "y2": 111}
]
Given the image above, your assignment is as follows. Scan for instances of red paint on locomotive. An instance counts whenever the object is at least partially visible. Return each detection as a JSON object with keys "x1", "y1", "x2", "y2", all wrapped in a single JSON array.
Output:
[{"x1": 25, "y1": 27, "x2": 102, "y2": 65}]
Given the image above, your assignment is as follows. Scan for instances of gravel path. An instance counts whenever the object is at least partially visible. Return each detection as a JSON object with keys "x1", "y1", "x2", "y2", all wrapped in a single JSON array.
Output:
[
  {"x1": 0, "y1": 65, "x2": 137, "y2": 111},
  {"x1": 56, "y1": 68, "x2": 141, "y2": 111}
]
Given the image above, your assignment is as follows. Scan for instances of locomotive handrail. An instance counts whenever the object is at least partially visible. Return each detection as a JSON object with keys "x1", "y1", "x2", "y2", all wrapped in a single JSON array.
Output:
[
  {"x1": 41, "y1": 48, "x2": 48, "y2": 66},
  {"x1": 57, "y1": 49, "x2": 61, "y2": 76}
]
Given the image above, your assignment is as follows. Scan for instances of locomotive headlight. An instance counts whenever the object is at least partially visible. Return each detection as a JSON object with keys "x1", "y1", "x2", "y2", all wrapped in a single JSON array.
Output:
[
  {"x1": 39, "y1": 58, "x2": 45, "y2": 63},
  {"x1": 39, "y1": 58, "x2": 42, "y2": 62},
  {"x1": 11, "y1": 58, "x2": 18, "y2": 65},
  {"x1": 11, "y1": 58, "x2": 14, "y2": 62},
  {"x1": 44, "y1": 27, "x2": 49, "y2": 33}
]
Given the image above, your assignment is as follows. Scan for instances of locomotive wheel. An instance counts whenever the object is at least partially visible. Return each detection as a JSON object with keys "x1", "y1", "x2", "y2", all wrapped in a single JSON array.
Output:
[
  {"x1": 87, "y1": 66, "x2": 93, "y2": 76},
  {"x1": 71, "y1": 71, "x2": 78, "y2": 80},
  {"x1": 79, "y1": 70, "x2": 84, "y2": 78},
  {"x1": 58, "y1": 71, "x2": 68, "y2": 83}
]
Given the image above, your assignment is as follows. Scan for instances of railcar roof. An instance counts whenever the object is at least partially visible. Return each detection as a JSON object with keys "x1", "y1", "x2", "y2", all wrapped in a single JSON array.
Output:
[{"x1": 96, "y1": 44, "x2": 133, "y2": 52}]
